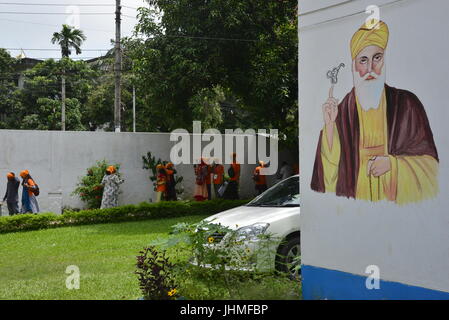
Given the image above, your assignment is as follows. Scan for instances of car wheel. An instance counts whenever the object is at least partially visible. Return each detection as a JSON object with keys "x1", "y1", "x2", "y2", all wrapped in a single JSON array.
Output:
[{"x1": 276, "y1": 237, "x2": 301, "y2": 280}]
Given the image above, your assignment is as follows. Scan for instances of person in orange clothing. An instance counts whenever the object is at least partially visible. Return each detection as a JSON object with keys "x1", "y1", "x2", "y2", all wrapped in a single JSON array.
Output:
[
  {"x1": 223, "y1": 152, "x2": 240, "y2": 200},
  {"x1": 211, "y1": 158, "x2": 224, "y2": 198},
  {"x1": 165, "y1": 162, "x2": 178, "y2": 201},
  {"x1": 253, "y1": 161, "x2": 268, "y2": 195},
  {"x1": 20, "y1": 170, "x2": 40, "y2": 213},
  {"x1": 205, "y1": 159, "x2": 213, "y2": 200},
  {"x1": 193, "y1": 158, "x2": 209, "y2": 201},
  {"x1": 155, "y1": 164, "x2": 167, "y2": 203}
]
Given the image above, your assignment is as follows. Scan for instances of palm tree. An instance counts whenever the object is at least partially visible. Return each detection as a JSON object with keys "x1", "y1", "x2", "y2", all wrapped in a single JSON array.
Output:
[
  {"x1": 51, "y1": 24, "x2": 86, "y2": 131},
  {"x1": 51, "y1": 24, "x2": 86, "y2": 58}
]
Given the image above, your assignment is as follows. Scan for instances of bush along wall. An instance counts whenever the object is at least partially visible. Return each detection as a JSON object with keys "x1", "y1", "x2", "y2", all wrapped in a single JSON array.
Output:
[{"x1": 0, "y1": 199, "x2": 249, "y2": 234}]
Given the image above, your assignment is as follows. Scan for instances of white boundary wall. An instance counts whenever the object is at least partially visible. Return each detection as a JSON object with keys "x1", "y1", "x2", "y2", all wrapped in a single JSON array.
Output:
[{"x1": 0, "y1": 130, "x2": 292, "y2": 214}]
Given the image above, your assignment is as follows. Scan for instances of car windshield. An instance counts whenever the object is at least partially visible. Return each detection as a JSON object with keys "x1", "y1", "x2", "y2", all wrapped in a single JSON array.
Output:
[{"x1": 246, "y1": 176, "x2": 300, "y2": 207}]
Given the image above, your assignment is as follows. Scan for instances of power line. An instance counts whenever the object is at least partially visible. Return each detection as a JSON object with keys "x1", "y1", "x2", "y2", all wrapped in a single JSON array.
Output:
[
  {"x1": 0, "y1": 3, "x2": 138, "y2": 10},
  {"x1": 0, "y1": 12, "x2": 116, "y2": 15},
  {"x1": 4, "y1": 48, "x2": 112, "y2": 51},
  {"x1": 0, "y1": 2, "x2": 114, "y2": 6}
]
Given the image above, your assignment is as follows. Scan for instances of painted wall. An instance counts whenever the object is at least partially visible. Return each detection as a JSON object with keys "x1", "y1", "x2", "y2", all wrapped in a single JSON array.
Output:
[
  {"x1": 0, "y1": 130, "x2": 291, "y2": 215},
  {"x1": 299, "y1": 0, "x2": 449, "y2": 298}
]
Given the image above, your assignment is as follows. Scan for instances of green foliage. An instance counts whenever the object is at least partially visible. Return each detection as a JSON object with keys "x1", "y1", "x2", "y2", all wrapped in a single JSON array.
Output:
[
  {"x1": 85, "y1": 71, "x2": 138, "y2": 132},
  {"x1": 190, "y1": 85, "x2": 225, "y2": 129},
  {"x1": 0, "y1": 215, "x2": 300, "y2": 300},
  {"x1": 142, "y1": 151, "x2": 184, "y2": 194},
  {"x1": 126, "y1": 0, "x2": 298, "y2": 149},
  {"x1": 142, "y1": 151, "x2": 164, "y2": 188},
  {"x1": 51, "y1": 24, "x2": 87, "y2": 58},
  {"x1": 21, "y1": 97, "x2": 85, "y2": 131},
  {"x1": 0, "y1": 199, "x2": 248, "y2": 234},
  {"x1": 0, "y1": 49, "x2": 20, "y2": 128},
  {"x1": 2, "y1": 58, "x2": 99, "y2": 130},
  {"x1": 150, "y1": 219, "x2": 301, "y2": 299},
  {"x1": 72, "y1": 160, "x2": 121, "y2": 209},
  {"x1": 136, "y1": 246, "x2": 179, "y2": 300}
]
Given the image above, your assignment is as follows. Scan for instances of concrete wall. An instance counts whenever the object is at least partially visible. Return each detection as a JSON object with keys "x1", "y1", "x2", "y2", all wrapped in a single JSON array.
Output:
[
  {"x1": 0, "y1": 130, "x2": 292, "y2": 214},
  {"x1": 299, "y1": 0, "x2": 449, "y2": 299}
]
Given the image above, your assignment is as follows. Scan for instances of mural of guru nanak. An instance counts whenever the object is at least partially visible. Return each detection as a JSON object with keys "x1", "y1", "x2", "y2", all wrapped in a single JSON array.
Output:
[{"x1": 311, "y1": 20, "x2": 439, "y2": 205}]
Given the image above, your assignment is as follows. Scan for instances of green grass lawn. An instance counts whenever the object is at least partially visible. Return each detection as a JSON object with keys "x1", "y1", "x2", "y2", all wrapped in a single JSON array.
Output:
[
  {"x1": 0, "y1": 214, "x2": 301, "y2": 300},
  {"x1": 0, "y1": 215, "x2": 209, "y2": 300}
]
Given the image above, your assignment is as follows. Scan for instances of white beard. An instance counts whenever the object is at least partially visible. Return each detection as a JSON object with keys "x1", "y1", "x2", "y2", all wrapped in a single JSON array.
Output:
[{"x1": 353, "y1": 62, "x2": 386, "y2": 111}]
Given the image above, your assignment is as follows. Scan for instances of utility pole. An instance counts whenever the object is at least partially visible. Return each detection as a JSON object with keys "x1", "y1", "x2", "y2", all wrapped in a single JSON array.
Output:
[
  {"x1": 114, "y1": 0, "x2": 122, "y2": 132},
  {"x1": 61, "y1": 73, "x2": 66, "y2": 131},
  {"x1": 133, "y1": 85, "x2": 136, "y2": 132}
]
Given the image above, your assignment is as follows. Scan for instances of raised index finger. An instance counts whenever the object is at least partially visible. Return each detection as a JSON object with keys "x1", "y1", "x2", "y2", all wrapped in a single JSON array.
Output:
[{"x1": 329, "y1": 85, "x2": 334, "y2": 99}]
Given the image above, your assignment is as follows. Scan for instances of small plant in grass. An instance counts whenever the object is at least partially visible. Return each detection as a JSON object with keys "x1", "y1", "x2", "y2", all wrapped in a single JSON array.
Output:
[
  {"x1": 72, "y1": 160, "x2": 121, "y2": 209},
  {"x1": 136, "y1": 246, "x2": 179, "y2": 300},
  {"x1": 149, "y1": 220, "x2": 295, "y2": 299}
]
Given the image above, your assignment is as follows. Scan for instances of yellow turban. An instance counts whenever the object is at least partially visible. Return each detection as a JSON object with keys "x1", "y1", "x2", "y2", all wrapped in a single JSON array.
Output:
[{"x1": 350, "y1": 20, "x2": 389, "y2": 60}]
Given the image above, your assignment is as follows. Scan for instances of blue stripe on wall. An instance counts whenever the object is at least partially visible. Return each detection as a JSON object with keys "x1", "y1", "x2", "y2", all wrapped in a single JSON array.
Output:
[{"x1": 302, "y1": 265, "x2": 449, "y2": 300}]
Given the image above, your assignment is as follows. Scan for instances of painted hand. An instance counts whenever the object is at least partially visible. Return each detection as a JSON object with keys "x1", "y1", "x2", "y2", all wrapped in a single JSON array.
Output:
[
  {"x1": 367, "y1": 156, "x2": 391, "y2": 177},
  {"x1": 323, "y1": 86, "x2": 339, "y2": 126}
]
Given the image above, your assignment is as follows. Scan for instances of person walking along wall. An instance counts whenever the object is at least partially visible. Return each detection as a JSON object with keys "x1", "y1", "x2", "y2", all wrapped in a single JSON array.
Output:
[
  {"x1": 20, "y1": 170, "x2": 40, "y2": 214},
  {"x1": 253, "y1": 161, "x2": 268, "y2": 195},
  {"x1": 155, "y1": 164, "x2": 167, "y2": 203},
  {"x1": 3, "y1": 172, "x2": 20, "y2": 215},
  {"x1": 211, "y1": 159, "x2": 224, "y2": 198},
  {"x1": 223, "y1": 152, "x2": 240, "y2": 200},
  {"x1": 193, "y1": 159, "x2": 209, "y2": 201},
  {"x1": 100, "y1": 166, "x2": 124, "y2": 209},
  {"x1": 165, "y1": 162, "x2": 178, "y2": 201}
]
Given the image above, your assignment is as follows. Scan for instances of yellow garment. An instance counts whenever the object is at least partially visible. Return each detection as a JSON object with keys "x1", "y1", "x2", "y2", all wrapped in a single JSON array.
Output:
[
  {"x1": 350, "y1": 20, "x2": 389, "y2": 60},
  {"x1": 355, "y1": 91, "x2": 392, "y2": 202},
  {"x1": 321, "y1": 90, "x2": 439, "y2": 204}
]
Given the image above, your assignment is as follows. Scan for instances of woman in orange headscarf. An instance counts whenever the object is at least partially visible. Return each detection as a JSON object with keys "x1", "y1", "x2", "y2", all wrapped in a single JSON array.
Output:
[
  {"x1": 253, "y1": 161, "x2": 268, "y2": 195},
  {"x1": 20, "y1": 170, "x2": 40, "y2": 213},
  {"x1": 223, "y1": 153, "x2": 240, "y2": 200},
  {"x1": 100, "y1": 165, "x2": 124, "y2": 209},
  {"x1": 155, "y1": 164, "x2": 167, "y2": 202}
]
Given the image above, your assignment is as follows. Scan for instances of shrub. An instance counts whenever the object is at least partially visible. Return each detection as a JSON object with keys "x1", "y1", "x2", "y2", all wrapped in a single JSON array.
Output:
[
  {"x1": 136, "y1": 246, "x2": 179, "y2": 300},
  {"x1": 72, "y1": 160, "x2": 121, "y2": 209},
  {"x1": 149, "y1": 220, "x2": 300, "y2": 300},
  {"x1": 0, "y1": 199, "x2": 249, "y2": 234}
]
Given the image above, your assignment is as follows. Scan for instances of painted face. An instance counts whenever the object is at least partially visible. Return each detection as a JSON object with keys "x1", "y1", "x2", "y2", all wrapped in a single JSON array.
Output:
[{"x1": 354, "y1": 45, "x2": 385, "y2": 79}]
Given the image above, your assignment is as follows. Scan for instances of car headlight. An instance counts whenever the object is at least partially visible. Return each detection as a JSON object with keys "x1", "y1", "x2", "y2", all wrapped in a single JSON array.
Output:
[{"x1": 232, "y1": 223, "x2": 270, "y2": 242}]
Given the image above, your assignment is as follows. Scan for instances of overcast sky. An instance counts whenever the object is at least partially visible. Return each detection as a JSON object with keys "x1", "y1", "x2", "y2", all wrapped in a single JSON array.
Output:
[{"x1": 0, "y1": 0, "x2": 147, "y2": 60}]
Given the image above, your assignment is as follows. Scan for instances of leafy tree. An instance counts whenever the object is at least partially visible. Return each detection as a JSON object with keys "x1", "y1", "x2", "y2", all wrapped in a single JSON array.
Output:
[
  {"x1": 51, "y1": 24, "x2": 86, "y2": 58},
  {"x1": 21, "y1": 97, "x2": 85, "y2": 131},
  {"x1": 12, "y1": 58, "x2": 98, "y2": 130},
  {"x1": 51, "y1": 24, "x2": 87, "y2": 130},
  {"x1": 0, "y1": 49, "x2": 21, "y2": 128},
  {"x1": 127, "y1": 0, "x2": 298, "y2": 149},
  {"x1": 85, "y1": 71, "x2": 139, "y2": 132}
]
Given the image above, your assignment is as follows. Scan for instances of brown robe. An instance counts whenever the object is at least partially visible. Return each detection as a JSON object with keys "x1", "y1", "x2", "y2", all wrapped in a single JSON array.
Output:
[{"x1": 311, "y1": 84, "x2": 439, "y2": 199}]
